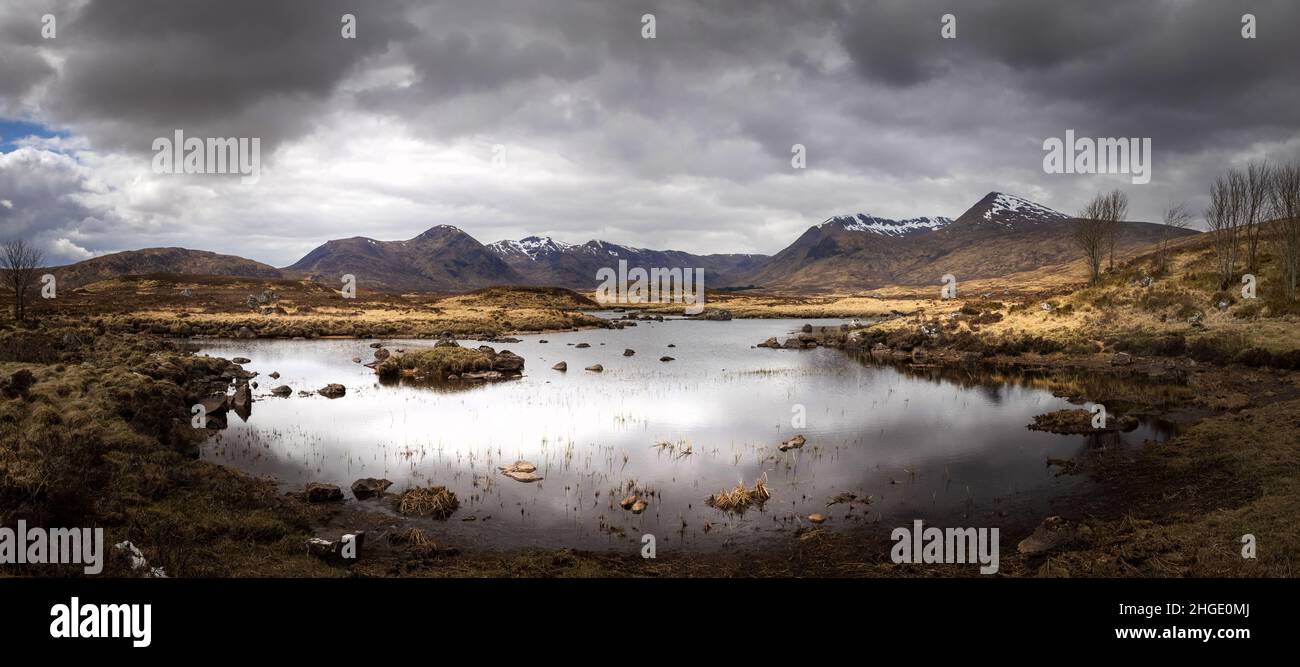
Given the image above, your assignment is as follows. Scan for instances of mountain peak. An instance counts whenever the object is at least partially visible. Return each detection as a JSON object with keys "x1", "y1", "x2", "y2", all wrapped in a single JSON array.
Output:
[
  {"x1": 957, "y1": 192, "x2": 1068, "y2": 228},
  {"x1": 414, "y1": 224, "x2": 468, "y2": 240},
  {"x1": 487, "y1": 235, "x2": 574, "y2": 261}
]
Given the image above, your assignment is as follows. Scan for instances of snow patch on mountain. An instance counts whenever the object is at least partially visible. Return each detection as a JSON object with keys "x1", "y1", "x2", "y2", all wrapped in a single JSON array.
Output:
[
  {"x1": 820, "y1": 214, "x2": 953, "y2": 237},
  {"x1": 488, "y1": 236, "x2": 574, "y2": 261},
  {"x1": 981, "y1": 193, "x2": 1068, "y2": 226}
]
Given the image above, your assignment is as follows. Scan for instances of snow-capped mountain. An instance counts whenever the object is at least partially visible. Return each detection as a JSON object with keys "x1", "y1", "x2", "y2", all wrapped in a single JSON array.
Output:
[
  {"x1": 746, "y1": 191, "x2": 1190, "y2": 291},
  {"x1": 487, "y1": 236, "x2": 574, "y2": 261},
  {"x1": 488, "y1": 237, "x2": 765, "y2": 287},
  {"x1": 820, "y1": 214, "x2": 953, "y2": 237},
  {"x1": 954, "y1": 192, "x2": 1069, "y2": 228}
]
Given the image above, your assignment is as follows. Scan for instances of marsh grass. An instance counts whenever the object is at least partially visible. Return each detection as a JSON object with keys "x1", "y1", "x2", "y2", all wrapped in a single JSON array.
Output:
[
  {"x1": 706, "y1": 476, "x2": 771, "y2": 513},
  {"x1": 397, "y1": 485, "x2": 459, "y2": 519},
  {"x1": 376, "y1": 346, "x2": 494, "y2": 379}
]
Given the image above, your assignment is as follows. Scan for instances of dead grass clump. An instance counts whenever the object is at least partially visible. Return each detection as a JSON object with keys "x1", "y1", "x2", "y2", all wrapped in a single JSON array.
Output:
[
  {"x1": 388, "y1": 527, "x2": 436, "y2": 547},
  {"x1": 706, "y1": 476, "x2": 771, "y2": 513},
  {"x1": 397, "y1": 485, "x2": 459, "y2": 519},
  {"x1": 376, "y1": 346, "x2": 493, "y2": 379}
]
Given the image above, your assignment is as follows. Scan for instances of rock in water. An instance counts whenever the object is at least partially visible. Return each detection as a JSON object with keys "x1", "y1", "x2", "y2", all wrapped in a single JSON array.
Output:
[
  {"x1": 351, "y1": 478, "x2": 393, "y2": 500},
  {"x1": 318, "y1": 383, "x2": 347, "y2": 398},
  {"x1": 552, "y1": 361, "x2": 567, "y2": 371},
  {"x1": 778, "y1": 435, "x2": 807, "y2": 451},
  {"x1": 585, "y1": 364, "x2": 603, "y2": 372},
  {"x1": 500, "y1": 460, "x2": 537, "y2": 474}
]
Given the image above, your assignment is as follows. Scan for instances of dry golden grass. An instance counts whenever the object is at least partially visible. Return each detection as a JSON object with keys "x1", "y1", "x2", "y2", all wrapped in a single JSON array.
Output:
[
  {"x1": 375, "y1": 346, "x2": 495, "y2": 379},
  {"x1": 706, "y1": 476, "x2": 772, "y2": 513},
  {"x1": 397, "y1": 486, "x2": 459, "y2": 519}
]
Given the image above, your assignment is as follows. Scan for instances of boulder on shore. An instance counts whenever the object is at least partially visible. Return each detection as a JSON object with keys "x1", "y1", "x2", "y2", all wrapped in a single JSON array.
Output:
[{"x1": 304, "y1": 482, "x2": 344, "y2": 503}]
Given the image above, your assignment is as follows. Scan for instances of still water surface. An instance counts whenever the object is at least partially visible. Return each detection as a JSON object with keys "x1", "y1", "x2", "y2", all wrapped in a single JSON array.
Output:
[{"x1": 196, "y1": 316, "x2": 1166, "y2": 550}]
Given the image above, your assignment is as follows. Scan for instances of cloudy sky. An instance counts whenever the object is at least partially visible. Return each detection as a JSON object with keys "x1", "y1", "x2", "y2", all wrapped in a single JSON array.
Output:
[{"x1": 2, "y1": 0, "x2": 1298, "y2": 266}]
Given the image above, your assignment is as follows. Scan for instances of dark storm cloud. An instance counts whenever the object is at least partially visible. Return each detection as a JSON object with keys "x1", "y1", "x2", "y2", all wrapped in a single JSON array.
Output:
[
  {"x1": 40, "y1": 0, "x2": 417, "y2": 152},
  {"x1": 2, "y1": 0, "x2": 1299, "y2": 261},
  {"x1": 837, "y1": 0, "x2": 1300, "y2": 155}
]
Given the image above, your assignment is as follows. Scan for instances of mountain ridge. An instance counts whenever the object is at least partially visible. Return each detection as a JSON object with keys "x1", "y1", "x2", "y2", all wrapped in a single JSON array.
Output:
[{"x1": 48, "y1": 191, "x2": 1200, "y2": 294}]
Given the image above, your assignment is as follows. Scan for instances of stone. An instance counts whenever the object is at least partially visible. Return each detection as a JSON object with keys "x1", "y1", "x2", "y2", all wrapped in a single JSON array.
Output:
[
  {"x1": 779, "y1": 435, "x2": 807, "y2": 451},
  {"x1": 304, "y1": 482, "x2": 344, "y2": 503},
  {"x1": 351, "y1": 478, "x2": 393, "y2": 500}
]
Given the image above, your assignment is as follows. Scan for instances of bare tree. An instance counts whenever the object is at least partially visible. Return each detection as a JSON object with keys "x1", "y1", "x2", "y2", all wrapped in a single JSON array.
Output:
[
  {"x1": 1075, "y1": 191, "x2": 1124, "y2": 285},
  {"x1": 1098, "y1": 189, "x2": 1128, "y2": 271},
  {"x1": 1156, "y1": 201, "x2": 1193, "y2": 274},
  {"x1": 1206, "y1": 170, "x2": 1246, "y2": 289},
  {"x1": 1242, "y1": 160, "x2": 1272, "y2": 274},
  {"x1": 1, "y1": 239, "x2": 44, "y2": 321},
  {"x1": 1270, "y1": 163, "x2": 1300, "y2": 301}
]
